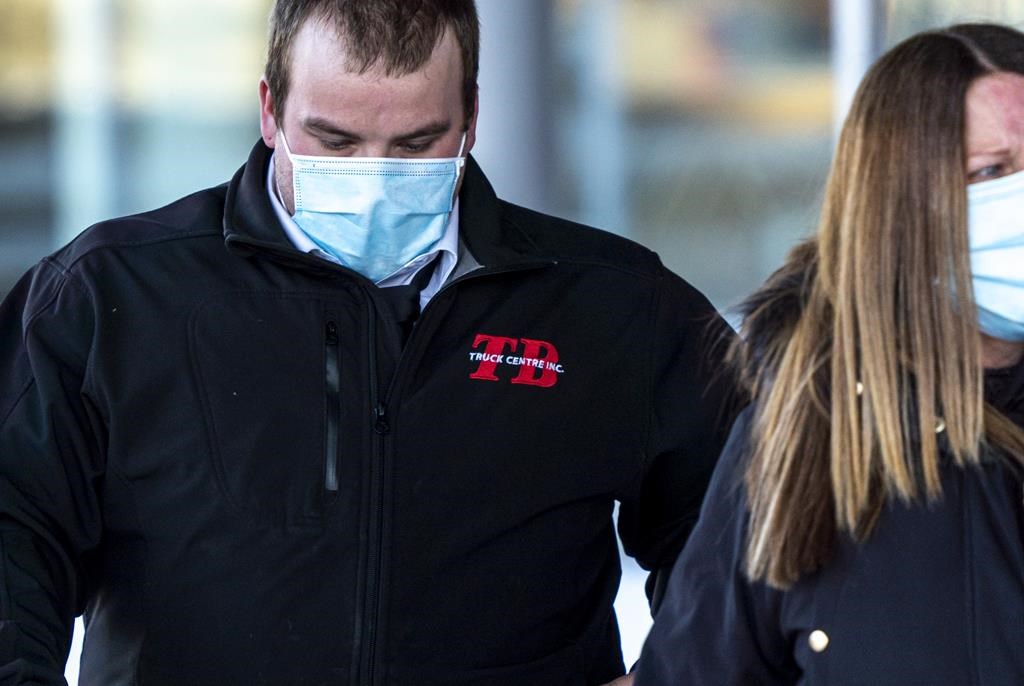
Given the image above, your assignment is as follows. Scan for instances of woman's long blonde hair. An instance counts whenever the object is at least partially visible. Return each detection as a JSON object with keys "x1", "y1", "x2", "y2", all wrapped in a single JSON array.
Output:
[{"x1": 737, "y1": 24, "x2": 1024, "y2": 589}]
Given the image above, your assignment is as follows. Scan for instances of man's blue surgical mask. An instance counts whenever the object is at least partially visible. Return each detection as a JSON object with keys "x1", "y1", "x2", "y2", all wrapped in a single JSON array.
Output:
[
  {"x1": 279, "y1": 131, "x2": 466, "y2": 282},
  {"x1": 968, "y1": 168, "x2": 1024, "y2": 342}
]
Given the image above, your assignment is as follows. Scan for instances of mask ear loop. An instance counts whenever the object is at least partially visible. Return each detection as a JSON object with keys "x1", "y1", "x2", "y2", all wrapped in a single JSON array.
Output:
[
  {"x1": 270, "y1": 129, "x2": 294, "y2": 211},
  {"x1": 277, "y1": 128, "x2": 297, "y2": 161},
  {"x1": 446, "y1": 132, "x2": 469, "y2": 210},
  {"x1": 455, "y1": 132, "x2": 468, "y2": 169},
  {"x1": 274, "y1": 129, "x2": 304, "y2": 214}
]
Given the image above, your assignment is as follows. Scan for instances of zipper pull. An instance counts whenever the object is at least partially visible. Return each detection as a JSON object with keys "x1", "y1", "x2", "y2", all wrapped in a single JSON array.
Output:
[{"x1": 373, "y1": 403, "x2": 390, "y2": 435}]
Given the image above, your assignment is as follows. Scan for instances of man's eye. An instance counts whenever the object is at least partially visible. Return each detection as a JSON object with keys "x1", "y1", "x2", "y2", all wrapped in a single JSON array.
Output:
[
  {"x1": 968, "y1": 164, "x2": 1007, "y2": 183},
  {"x1": 321, "y1": 140, "x2": 352, "y2": 152},
  {"x1": 398, "y1": 141, "x2": 430, "y2": 153}
]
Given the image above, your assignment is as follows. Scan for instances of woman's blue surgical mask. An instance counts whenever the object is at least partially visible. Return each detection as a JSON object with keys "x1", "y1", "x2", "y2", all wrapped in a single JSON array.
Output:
[
  {"x1": 968, "y1": 168, "x2": 1024, "y2": 342},
  {"x1": 279, "y1": 131, "x2": 466, "y2": 282}
]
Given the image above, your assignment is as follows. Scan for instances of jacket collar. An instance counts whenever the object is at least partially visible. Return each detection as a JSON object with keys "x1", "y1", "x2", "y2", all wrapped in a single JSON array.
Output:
[{"x1": 222, "y1": 140, "x2": 539, "y2": 270}]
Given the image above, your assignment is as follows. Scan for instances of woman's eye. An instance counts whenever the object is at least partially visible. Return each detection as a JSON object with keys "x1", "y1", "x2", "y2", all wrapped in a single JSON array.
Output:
[{"x1": 968, "y1": 164, "x2": 1006, "y2": 183}]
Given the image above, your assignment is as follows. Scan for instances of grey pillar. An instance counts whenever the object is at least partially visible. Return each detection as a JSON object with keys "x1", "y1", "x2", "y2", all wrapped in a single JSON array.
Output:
[
  {"x1": 831, "y1": 0, "x2": 882, "y2": 138},
  {"x1": 568, "y1": 0, "x2": 629, "y2": 236},
  {"x1": 54, "y1": 0, "x2": 118, "y2": 246},
  {"x1": 473, "y1": 0, "x2": 555, "y2": 215}
]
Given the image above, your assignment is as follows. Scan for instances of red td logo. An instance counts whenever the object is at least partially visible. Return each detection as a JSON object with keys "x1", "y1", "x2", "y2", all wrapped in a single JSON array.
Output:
[{"x1": 468, "y1": 334, "x2": 565, "y2": 388}]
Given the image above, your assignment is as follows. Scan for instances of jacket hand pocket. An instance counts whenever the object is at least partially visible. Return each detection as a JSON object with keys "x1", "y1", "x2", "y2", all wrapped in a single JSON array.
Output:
[{"x1": 190, "y1": 293, "x2": 343, "y2": 526}]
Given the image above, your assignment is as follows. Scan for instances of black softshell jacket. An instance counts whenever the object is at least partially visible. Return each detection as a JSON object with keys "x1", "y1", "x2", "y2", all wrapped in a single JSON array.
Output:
[{"x1": 0, "y1": 142, "x2": 739, "y2": 685}]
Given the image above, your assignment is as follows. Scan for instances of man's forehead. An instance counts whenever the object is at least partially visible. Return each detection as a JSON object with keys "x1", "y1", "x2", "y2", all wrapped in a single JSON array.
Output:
[{"x1": 294, "y1": 15, "x2": 461, "y2": 81}]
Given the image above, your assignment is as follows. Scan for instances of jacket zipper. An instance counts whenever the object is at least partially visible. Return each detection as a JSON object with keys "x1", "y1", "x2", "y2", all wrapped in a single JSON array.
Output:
[
  {"x1": 324, "y1": 318, "x2": 340, "y2": 492},
  {"x1": 359, "y1": 300, "x2": 386, "y2": 686},
  {"x1": 356, "y1": 261, "x2": 555, "y2": 686},
  {"x1": 363, "y1": 399, "x2": 389, "y2": 684}
]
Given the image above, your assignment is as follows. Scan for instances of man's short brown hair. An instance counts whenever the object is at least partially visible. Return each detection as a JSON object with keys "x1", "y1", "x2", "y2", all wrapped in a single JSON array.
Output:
[{"x1": 265, "y1": 0, "x2": 479, "y2": 124}]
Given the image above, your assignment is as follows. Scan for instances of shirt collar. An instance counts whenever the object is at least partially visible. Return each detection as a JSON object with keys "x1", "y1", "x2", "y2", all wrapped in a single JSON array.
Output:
[{"x1": 266, "y1": 152, "x2": 461, "y2": 303}]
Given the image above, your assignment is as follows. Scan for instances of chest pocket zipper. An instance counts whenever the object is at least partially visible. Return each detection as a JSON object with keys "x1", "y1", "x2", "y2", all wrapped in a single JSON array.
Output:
[{"x1": 325, "y1": 318, "x2": 341, "y2": 492}]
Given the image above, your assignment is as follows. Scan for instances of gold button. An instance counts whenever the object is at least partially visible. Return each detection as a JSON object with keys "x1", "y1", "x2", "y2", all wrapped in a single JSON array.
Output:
[{"x1": 809, "y1": 629, "x2": 829, "y2": 653}]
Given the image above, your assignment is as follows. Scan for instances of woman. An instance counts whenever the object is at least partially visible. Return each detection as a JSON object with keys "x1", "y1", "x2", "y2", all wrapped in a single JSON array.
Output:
[{"x1": 634, "y1": 23, "x2": 1024, "y2": 685}]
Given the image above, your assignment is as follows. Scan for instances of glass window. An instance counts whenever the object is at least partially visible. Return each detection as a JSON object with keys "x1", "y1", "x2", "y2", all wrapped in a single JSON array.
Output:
[
  {"x1": 0, "y1": 0, "x2": 269, "y2": 301},
  {"x1": 884, "y1": 0, "x2": 1024, "y2": 42},
  {"x1": 0, "y1": 0, "x2": 53, "y2": 300},
  {"x1": 553, "y1": 0, "x2": 834, "y2": 321}
]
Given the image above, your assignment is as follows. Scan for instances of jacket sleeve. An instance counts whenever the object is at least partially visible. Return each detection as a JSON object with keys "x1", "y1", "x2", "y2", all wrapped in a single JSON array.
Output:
[
  {"x1": 0, "y1": 260, "x2": 104, "y2": 684},
  {"x1": 617, "y1": 269, "x2": 744, "y2": 611},
  {"x1": 632, "y1": 408, "x2": 797, "y2": 685}
]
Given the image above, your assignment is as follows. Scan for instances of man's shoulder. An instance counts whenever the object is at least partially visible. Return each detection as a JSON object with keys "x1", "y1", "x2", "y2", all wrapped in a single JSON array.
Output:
[
  {"x1": 497, "y1": 200, "x2": 665, "y2": 278},
  {"x1": 55, "y1": 184, "x2": 229, "y2": 271}
]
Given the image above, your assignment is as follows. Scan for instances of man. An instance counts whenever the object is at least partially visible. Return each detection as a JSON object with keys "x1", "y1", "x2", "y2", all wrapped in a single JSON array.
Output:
[{"x1": 0, "y1": 2, "x2": 739, "y2": 684}]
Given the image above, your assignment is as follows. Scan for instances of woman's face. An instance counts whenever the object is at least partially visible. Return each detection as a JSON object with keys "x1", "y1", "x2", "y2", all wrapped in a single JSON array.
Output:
[
  {"x1": 965, "y1": 71, "x2": 1024, "y2": 184},
  {"x1": 965, "y1": 71, "x2": 1024, "y2": 367}
]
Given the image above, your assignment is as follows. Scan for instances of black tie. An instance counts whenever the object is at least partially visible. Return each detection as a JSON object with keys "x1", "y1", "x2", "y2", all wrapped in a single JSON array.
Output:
[{"x1": 377, "y1": 257, "x2": 439, "y2": 346}]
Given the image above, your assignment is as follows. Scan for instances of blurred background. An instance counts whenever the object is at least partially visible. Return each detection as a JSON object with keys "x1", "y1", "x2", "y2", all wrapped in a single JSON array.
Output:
[{"x1": 1, "y1": 0, "x2": 1022, "y2": 682}]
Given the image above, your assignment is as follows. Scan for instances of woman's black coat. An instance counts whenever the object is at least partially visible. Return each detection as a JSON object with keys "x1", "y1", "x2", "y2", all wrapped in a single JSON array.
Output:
[{"x1": 635, "y1": 333, "x2": 1024, "y2": 685}]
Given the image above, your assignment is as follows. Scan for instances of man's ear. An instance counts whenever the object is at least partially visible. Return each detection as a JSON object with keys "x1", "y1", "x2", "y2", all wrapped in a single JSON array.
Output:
[
  {"x1": 258, "y1": 77, "x2": 279, "y2": 148},
  {"x1": 463, "y1": 86, "x2": 480, "y2": 154}
]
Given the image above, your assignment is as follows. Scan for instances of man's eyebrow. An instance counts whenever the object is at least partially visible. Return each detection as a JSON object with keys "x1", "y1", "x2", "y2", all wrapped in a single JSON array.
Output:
[
  {"x1": 304, "y1": 117, "x2": 362, "y2": 141},
  {"x1": 393, "y1": 121, "x2": 452, "y2": 141},
  {"x1": 301, "y1": 118, "x2": 453, "y2": 143}
]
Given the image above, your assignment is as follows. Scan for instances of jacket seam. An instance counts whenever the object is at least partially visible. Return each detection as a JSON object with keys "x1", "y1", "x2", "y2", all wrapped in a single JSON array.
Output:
[
  {"x1": 0, "y1": 380, "x2": 34, "y2": 434},
  {"x1": 612, "y1": 269, "x2": 663, "y2": 503},
  {"x1": 501, "y1": 212, "x2": 661, "y2": 280},
  {"x1": 3, "y1": 259, "x2": 67, "y2": 429},
  {"x1": 0, "y1": 536, "x2": 28, "y2": 672},
  {"x1": 40, "y1": 256, "x2": 73, "y2": 280},
  {"x1": 23, "y1": 259, "x2": 90, "y2": 366},
  {"x1": 541, "y1": 257, "x2": 660, "y2": 280},
  {"x1": 638, "y1": 270, "x2": 665, "y2": 476},
  {"x1": 22, "y1": 262, "x2": 68, "y2": 332},
  {"x1": 964, "y1": 478, "x2": 980, "y2": 686},
  {"x1": 2, "y1": 261, "x2": 80, "y2": 426},
  {"x1": 500, "y1": 213, "x2": 543, "y2": 254},
  {"x1": 187, "y1": 297, "x2": 260, "y2": 523},
  {"x1": 0, "y1": 532, "x2": 11, "y2": 620},
  {"x1": 108, "y1": 462, "x2": 149, "y2": 686},
  {"x1": 57, "y1": 228, "x2": 222, "y2": 274}
]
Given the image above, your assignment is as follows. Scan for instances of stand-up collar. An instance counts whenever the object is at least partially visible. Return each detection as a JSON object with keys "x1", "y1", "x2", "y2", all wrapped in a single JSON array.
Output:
[{"x1": 223, "y1": 141, "x2": 289, "y2": 252}]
